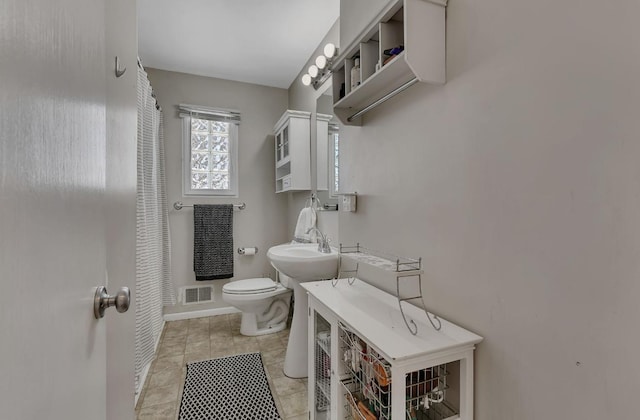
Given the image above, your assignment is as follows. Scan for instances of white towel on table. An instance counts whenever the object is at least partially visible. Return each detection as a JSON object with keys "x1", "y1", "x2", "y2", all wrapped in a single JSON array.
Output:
[{"x1": 293, "y1": 207, "x2": 317, "y2": 243}]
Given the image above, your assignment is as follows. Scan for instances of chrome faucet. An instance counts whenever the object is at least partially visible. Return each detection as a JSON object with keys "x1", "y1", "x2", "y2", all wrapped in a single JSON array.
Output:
[{"x1": 306, "y1": 227, "x2": 332, "y2": 253}]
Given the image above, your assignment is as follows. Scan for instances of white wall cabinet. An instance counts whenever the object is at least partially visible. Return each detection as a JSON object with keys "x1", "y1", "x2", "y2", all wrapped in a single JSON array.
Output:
[
  {"x1": 332, "y1": 0, "x2": 448, "y2": 125},
  {"x1": 274, "y1": 110, "x2": 311, "y2": 193},
  {"x1": 304, "y1": 279, "x2": 482, "y2": 420}
]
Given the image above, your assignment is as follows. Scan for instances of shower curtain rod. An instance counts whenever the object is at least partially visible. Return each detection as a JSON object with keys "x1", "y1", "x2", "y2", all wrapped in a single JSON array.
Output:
[{"x1": 173, "y1": 201, "x2": 246, "y2": 211}]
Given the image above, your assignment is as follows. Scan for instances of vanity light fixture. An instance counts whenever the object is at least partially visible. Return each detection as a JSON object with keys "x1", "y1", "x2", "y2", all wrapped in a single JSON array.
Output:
[
  {"x1": 324, "y1": 43, "x2": 337, "y2": 59},
  {"x1": 300, "y1": 43, "x2": 339, "y2": 90},
  {"x1": 308, "y1": 65, "x2": 319, "y2": 78},
  {"x1": 315, "y1": 55, "x2": 327, "y2": 70}
]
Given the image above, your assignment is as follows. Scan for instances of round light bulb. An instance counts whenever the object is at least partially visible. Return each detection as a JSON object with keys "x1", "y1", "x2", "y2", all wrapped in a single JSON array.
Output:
[
  {"x1": 301, "y1": 74, "x2": 312, "y2": 86},
  {"x1": 324, "y1": 43, "x2": 337, "y2": 58},
  {"x1": 315, "y1": 55, "x2": 327, "y2": 70},
  {"x1": 308, "y1": 65, "x2": 319, "y2": 78}
]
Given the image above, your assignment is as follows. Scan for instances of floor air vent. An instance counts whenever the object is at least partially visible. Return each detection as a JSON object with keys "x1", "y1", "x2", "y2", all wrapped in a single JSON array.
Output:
[{"x1": 182, "y1": 286, "x2": 214, "y2": 305}]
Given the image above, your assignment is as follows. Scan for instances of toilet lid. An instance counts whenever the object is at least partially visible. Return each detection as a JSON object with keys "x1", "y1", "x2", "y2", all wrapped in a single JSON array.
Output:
[{"x1": 223, "y1": 278, "x2": 278, "y2": 295}]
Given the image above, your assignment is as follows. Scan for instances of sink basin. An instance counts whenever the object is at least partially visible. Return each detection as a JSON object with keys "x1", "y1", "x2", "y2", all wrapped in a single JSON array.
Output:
[
  {"x1": 267, "y1": 243, "x2": 338, "y2": 280},
  {"x1": 267, "y1": 242, "x2": 339, "y2": 378}
]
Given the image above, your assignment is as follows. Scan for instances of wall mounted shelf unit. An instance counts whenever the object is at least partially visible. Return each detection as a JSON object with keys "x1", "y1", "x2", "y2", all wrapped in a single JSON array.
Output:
[
  {"x1": 274, "y1": 110, "x2": 311, "y2": 193},
  {"x1": 331, "y1": 0, "x2": 448, "y2": 125}
]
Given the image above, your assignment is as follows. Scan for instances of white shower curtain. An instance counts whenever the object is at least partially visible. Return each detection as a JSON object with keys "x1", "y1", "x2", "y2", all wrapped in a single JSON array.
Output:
[{"x1": 135, "y1": 64, "x2": 176, "y2": 392}]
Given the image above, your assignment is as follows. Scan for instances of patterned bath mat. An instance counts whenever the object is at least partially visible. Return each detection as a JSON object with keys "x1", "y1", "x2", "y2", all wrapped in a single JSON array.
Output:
[{"x1": 178, "y1": 352, "x2": 281, "y2": 420}]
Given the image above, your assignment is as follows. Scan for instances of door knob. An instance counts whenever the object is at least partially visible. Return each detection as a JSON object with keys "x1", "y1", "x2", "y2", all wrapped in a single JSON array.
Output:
[{"x1": 94, "y1": 286, "x2": 130, "y2": 319}]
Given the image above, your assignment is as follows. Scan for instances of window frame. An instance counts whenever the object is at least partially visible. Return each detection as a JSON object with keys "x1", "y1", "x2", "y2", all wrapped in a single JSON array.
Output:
[{"x1": 182, "y1": 115, "x2": 239, "y2": 197}]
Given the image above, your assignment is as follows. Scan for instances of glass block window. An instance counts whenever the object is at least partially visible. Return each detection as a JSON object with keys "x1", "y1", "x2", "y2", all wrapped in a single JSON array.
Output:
[{"x1": 182, "y1": 115, "x2": 238, "y2": 196}]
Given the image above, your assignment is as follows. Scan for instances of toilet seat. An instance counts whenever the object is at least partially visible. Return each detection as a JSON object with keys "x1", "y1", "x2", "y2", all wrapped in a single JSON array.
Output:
[{"x1": 223, "y1": 278, "x2": 278, "y2": 295}]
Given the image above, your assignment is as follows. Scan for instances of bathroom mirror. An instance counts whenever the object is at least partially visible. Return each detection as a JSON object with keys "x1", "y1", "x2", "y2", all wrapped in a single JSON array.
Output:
[{"x1": 314, "y1": 83, "x2": 340, "y2": 210}]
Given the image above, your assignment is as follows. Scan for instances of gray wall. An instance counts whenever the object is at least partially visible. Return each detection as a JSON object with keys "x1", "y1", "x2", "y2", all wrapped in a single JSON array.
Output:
[
  {"x1": 338, "y1": 0, "x2": 640, "y2": 418},
  {"x1": 340, "y1": 0, "x2": 389, "y2": 51},
  {"x1": 146, "y1": 69, "x2": 289, "y2": 314}
]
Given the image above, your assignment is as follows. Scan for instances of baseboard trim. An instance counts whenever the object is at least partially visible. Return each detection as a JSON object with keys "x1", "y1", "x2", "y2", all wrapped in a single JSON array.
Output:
[{"x1": 163, "y1": 306, "x2": 241, "y2": 322}]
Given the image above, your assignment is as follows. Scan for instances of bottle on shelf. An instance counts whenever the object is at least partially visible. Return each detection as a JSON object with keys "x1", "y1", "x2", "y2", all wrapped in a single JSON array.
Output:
[{"x1": 350, "y1": 57, "x2": 361, "y2": 90}]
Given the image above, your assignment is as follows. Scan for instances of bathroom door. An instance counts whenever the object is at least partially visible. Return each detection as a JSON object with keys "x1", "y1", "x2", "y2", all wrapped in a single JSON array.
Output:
[{"x1": 0, "y1": 0, "x2": 134, "y2": 418}]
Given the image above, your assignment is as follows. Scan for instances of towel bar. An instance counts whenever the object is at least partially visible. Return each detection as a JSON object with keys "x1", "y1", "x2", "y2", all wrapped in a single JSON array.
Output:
[{"x1": 173, "y1": 201, "x2": 246, "y2": 211}]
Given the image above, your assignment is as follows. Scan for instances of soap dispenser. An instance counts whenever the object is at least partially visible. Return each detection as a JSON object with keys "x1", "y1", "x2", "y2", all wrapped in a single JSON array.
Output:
[{"x1": 350, "y1": 58, "x2": 361, "y2": 90}]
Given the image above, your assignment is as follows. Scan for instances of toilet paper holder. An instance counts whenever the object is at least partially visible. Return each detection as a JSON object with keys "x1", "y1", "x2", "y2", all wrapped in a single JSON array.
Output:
[{"x1": 238, "y1": 247, "x2": 258, "y2": 255}]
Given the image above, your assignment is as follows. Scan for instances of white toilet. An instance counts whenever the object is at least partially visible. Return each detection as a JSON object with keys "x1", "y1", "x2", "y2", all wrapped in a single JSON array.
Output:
[{"x1": 222, "y1": 277, "x2": 292, "y2": 336}]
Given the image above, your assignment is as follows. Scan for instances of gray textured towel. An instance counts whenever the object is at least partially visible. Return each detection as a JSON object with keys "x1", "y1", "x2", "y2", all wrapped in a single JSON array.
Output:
[{"x1": 193, "y1": 204, "x2": 234, "y2": 281}]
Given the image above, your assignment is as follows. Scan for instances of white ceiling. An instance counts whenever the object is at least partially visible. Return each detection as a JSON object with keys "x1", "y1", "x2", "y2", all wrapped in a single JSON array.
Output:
[{"x1": 137, "y1": 0, "x2": 340, "y2": 89}]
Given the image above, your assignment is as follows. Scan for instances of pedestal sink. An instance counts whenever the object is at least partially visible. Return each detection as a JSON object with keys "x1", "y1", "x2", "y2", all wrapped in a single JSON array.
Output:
[{"x1": 267, "y1": 243, "x2": 338, "y2": 378}]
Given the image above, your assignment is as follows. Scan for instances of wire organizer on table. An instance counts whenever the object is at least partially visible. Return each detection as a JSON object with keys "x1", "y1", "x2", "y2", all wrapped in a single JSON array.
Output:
[
  {"x1": 334, "y1": 243, "x2": 442, "y2": 335},
  {"x1": 339, "y1": 323, "x2": 455, "y2": 420}
]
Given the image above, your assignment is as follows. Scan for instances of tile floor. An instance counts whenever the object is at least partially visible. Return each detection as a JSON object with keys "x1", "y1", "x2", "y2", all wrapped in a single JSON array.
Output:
[{"x1": 135, "y1": 313, "x2": 308, "y2": 420}]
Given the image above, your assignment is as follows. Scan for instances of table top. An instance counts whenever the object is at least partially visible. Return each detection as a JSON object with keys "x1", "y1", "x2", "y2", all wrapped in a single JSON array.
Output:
[{"x1": 302, "y1": 278, "x2": 483, "y2": 362}]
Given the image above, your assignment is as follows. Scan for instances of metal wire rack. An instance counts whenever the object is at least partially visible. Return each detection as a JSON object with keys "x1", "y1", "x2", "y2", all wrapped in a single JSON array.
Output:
[
  {"x1": 339, "y1": 323, "x2": 453, "y2": 420},
  {"x1": 315, "y1": 317, "x2": 332, "y2": 413},
  {"x1": 334, "y1": 243, "x2": 442, "y2": 334}
]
